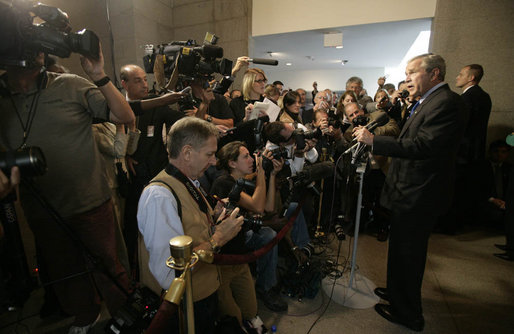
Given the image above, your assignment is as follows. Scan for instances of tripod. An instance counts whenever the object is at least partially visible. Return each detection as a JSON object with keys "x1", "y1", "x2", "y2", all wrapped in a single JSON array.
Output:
[{"x1": 321, "y1": 145, "x2": 379, "y2": 309}]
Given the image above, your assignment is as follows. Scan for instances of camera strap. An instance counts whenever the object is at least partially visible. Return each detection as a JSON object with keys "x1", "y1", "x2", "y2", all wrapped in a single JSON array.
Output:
[{"x1": 164, "y1": 163, "x2": 215, "y2": 225}]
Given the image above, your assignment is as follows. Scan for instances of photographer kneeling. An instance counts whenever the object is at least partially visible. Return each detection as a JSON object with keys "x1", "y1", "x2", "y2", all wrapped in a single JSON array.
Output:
[
  {"x1": 263, "y1": 121, "x2": 320, "y2": 263},
  {"x1": 211, "y1": 141, "x2": 287, "y2": 327}
]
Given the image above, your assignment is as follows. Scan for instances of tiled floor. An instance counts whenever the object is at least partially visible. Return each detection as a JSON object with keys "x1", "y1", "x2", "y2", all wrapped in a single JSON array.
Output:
[{"x1": 1, "y1": 227, "x2": 513, "y2": 333}]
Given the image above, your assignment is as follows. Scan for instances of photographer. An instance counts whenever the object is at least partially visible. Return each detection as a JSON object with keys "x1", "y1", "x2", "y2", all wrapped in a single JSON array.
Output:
[
  {"x1": 137, "y1": 117, "x2": 243, "y2": 333},
  {"x1": 187, "y1": 78, "x2": 234, "y2": 128},
  {"x1": 0, "y1": 34, "x2": 134, "y2": 333},
  {"x1": 264, "y1": 121, "x2": 318, "y2": 176},
  {"x1": 344, "y1": 102, "x2": 400, "y2": 240},
  {"x1": 263, "y1": 121, "x2": 318, "y2": 261},
  {"x1": 120, "y1": 64, "x2": 185, "y2": 268},
  {"x1": 211, "y1": 141, "x2": 287, "y2": 326}
]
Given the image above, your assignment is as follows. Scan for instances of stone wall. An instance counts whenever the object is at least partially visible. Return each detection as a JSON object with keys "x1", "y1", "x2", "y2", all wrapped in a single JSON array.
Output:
[{"x1": 431, "y1": 0, "x2": 514, "y2": 147}]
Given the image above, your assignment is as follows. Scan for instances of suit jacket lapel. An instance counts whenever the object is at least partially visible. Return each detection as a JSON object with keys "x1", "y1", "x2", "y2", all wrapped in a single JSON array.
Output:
[{"x1": 399, "y1": 84, "x2": 449, "y2": 138}]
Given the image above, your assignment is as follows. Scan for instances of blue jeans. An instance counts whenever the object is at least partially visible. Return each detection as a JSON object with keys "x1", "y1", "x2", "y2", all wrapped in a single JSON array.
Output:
[
  {"x1": 286, "y1": 202, "x2": 311, "y2": 248},
  {"x1": 245, "y1": 226, "x2": 277, "y2": 292}
]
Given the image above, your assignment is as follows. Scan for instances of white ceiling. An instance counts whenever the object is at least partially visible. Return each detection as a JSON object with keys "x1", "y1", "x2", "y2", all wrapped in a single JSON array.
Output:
[{"x1": 250, "y1": 18, "x2": 432, "y2": 71}]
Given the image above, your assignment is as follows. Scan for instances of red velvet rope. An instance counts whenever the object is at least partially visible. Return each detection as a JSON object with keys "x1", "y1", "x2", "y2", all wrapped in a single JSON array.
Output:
[{"x1": 211, "y1": 203, "x2": 302, "y2": 265}]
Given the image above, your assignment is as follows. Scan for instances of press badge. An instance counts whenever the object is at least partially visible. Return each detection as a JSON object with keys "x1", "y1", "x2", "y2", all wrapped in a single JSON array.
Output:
[{"x1": 147, "y1": 125, "x2": 154, "y2": 137}]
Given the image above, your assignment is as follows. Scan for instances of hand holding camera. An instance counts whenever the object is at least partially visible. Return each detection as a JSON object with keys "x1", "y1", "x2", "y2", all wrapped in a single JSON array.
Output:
[{"x1": 214, "y1": 207, "x2": 244, "y2": 246}]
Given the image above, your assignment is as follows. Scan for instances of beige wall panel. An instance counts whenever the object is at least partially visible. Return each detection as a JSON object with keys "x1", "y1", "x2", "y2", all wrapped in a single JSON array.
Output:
[{"x1": 252, "y1": 0, "x2": 436, "y2": 36}]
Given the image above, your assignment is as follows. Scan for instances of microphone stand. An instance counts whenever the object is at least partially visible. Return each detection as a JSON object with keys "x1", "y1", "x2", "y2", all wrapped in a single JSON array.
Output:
[
  {"x1": 314, "y1": 148, "x2": 328, "y2": 238},
  {"x1": 321, "y1": 147, "x2": 379, "y2": 309}
]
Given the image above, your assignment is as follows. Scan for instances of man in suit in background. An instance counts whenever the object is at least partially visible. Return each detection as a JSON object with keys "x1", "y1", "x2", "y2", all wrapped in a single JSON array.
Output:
[
  {"x1": 456, "y1": 64, "x2": 492, "y2": 163},
  {"x1": 354, "y1": 53, "x2": 468, "y2": 331},
  {"x1": 451, "y1": 64, "x2": 493, "y2": 230}
]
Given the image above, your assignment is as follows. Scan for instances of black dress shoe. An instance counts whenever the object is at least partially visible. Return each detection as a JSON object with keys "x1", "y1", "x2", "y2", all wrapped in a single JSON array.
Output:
[
  {"x1": 495, "y1": 244, "x2": 507, "y2": 251},
  {"x1": 374, "y1": 287, "x2": 389, "y2": 302},
  {"x1": 375, "y1": 303, "x2": 424, "y2": 332},
  {"x1": 494, "y1": 253, "x2": 514, "y2": 261}
]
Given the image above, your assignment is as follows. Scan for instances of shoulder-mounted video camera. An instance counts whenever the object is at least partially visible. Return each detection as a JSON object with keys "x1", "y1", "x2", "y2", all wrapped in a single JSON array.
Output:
[
  {"x1": 143, "y1": 32, "x2": 232, "y2": 83},
  {"x1": 0, "y1": 0, "x2": 100, "y2": 68}
]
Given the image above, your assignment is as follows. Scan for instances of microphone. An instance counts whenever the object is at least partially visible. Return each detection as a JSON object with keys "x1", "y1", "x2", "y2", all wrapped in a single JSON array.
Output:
[
  {"x1": 344, "y1": 112, "x2": 390, "y2": 154},
  {"x1": 289, "y1": 161, "x2": 335, "y2": 187},
  {"x1": 365, "y1": 112, "x2": 389, "y2": 132},
  {"x1": 248, "y1": 58, "x2": 279, "y2": 66}
]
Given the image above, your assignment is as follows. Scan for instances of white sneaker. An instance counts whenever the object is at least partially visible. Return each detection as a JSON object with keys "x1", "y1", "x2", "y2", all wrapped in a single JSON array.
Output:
[{"x1": 68, "y1": 313, "x2": 101, "y2": 334}]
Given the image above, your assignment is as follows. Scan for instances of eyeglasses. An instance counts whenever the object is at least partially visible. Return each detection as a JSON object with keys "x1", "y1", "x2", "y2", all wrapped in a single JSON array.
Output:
[{"x1": 254, "y1": 79, "x2": 267, "y2": 84}]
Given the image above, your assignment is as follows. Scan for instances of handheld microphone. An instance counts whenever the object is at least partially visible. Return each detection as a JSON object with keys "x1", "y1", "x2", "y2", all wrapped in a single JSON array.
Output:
[
  {"x1": 344, "y1": 112, "x2": 390, "y2": 154},
  {"x1": 248, "y1": 58, "x2": 279, "y2": 66},
  {"x1": 366, "y1": 112, "x2": 389, "y2": 132}
]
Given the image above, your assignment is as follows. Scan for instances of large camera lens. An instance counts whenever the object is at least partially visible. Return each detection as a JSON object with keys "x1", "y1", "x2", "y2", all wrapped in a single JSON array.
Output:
[
  {"x1": 0, "y1": 147, "x2": 47, "y2": 177},
  {"x1": 65, "y1": 29, "x2": 99, "y2": 60}
]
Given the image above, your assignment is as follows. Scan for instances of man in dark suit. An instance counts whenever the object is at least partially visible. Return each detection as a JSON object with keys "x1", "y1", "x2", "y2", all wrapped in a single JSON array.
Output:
[
  {"x1": 448, "y1": 64, "x2": 493, "y2": 230},
  {"x1": 354, "y1": 54, "x2": 467, "y2": 331},
  {"x1": 456, "y1": 64, "x2": 492, "y2": 163}
]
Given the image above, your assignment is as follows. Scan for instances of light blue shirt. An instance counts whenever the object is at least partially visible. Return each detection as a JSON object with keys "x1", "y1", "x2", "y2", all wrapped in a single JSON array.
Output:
[{"x1": 137, "y1": 184, "x2": 184, "y2": 290}]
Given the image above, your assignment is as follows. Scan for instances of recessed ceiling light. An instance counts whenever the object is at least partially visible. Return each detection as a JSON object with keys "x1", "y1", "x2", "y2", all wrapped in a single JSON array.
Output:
[
  {"x1": 286, "y1": 62, "x2": 292, "y2": 66},
  {"x1": 336, "y1": 46, "x2": 343, "y2": 49}
]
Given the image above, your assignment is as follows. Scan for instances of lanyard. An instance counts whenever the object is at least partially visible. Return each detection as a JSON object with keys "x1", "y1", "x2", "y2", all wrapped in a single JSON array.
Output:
[{"x1": 164, "y1": 163, "x2": 215, "y2": 225}]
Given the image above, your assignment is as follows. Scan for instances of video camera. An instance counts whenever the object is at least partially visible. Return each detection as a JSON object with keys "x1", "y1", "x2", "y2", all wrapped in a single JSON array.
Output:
[
  {"x1": 0, "y1": 0, "x2": 100, "y2": 68},
  {"x1": 143, "y1": 32, "x2": 232, "y2": 82},
  {"x1": 224, "y1": 179, "x2": 263, "y2": 232}
]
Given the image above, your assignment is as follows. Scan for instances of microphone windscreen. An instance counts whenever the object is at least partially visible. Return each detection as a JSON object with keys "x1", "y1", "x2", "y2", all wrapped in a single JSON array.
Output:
[
  {"x1": 250, "y1": 58, "x2": 279, "y2": 66},
  {"x1": 371, "y1": 112, "x2": 389, "y2": 127},
  {"x1": 302, "y1": 161, "x2": 335, "y2": 182}
]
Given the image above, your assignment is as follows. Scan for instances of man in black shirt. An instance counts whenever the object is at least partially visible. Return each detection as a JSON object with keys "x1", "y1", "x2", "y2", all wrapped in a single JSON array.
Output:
[{"x1": 121, "y1": 64, "x2": 184, "y2": 269}]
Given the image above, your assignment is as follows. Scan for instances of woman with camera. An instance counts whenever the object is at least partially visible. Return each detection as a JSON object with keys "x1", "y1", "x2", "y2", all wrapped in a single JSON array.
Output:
[{"x1": 210, "y1": 141, "x2": 286, "y2": 330}]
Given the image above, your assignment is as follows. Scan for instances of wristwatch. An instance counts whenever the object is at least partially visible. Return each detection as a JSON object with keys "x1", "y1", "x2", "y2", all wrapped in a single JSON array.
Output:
[
  {"x1": 209, "y1": 237, "x2": 220, "y2": 253},
  {"x1": 206, "y1": 115, "x2": 213, "y2": 122}
]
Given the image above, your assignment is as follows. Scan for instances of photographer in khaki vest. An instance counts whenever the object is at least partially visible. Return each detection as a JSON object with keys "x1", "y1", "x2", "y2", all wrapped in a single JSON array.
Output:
[{"x1": 137, "y1": 117, "x2": 243, "y2": 333}]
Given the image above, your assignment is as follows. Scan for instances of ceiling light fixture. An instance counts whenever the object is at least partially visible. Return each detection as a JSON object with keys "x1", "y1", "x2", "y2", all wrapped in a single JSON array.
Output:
[
  {"x1": 324, "y1": 31, "x2": 343, "y2": 48},
  {"x1": 286, "y1": 62, "x2": 292, "y2": 66}
]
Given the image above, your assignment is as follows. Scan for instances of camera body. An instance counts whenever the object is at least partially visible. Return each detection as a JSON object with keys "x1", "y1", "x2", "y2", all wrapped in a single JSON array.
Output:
[
  {"x1": 293, "y1": 128, "x2": 322, "y2": 151},
  {"x1": 0, "y1": 2, "x2": 99, "y2": 68},
  {"x1": 352, "y1": 115, "x2": 369, "y2": 127},
  {"x1": 224, "y1": 179, "x2": 263, "y2": 232},
  {"x1": 261, "y1": 147, "x2": 288, "y2": 173},
  {"x1": 327, "y1": 109, "x2": 344, "y2": 130}
]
